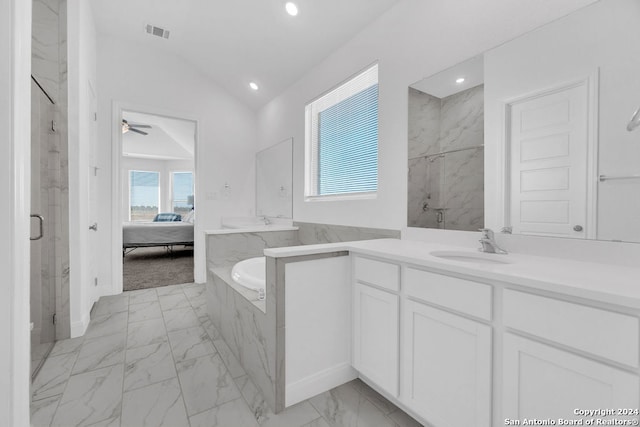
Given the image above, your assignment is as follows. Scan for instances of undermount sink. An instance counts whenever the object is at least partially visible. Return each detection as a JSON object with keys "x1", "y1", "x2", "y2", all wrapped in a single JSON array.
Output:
[{"x1": 430, "y1": 250, "x2": 512, "y2": 265}]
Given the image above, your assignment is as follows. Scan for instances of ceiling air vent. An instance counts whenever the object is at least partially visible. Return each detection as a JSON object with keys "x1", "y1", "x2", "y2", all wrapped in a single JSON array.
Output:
[{"x1": 145, "y1": 24, "x2": 170, "y2": 39}]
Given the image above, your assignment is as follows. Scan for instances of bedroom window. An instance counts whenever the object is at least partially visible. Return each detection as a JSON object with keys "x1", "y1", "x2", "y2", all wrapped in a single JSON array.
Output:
[
  {"x1": 304, "y1": 63, "x2": 379, "y2": 200},
  {"x1": 129, "y1": 170, "x2": 160, "y2": 221},
  {"x1": 171, "y1": 171, "x2": 194, "y2": 215}
]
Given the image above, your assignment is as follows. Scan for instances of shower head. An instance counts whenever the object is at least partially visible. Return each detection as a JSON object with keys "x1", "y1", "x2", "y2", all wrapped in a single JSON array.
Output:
[{"x1": 627, "y1": 106, "x2": 640, "y2": 132}]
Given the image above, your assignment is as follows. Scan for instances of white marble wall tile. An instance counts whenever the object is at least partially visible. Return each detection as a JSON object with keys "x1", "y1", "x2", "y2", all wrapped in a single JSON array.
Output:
[
  {"x1": 128, "y1": 300, "x2": 162, "y2": 323},
  {"x1": 408, "y1": 88, "x2": 441, "y2": 159},
  {"x1": 207, "y1": 230, "x2": 299, "y2": 268},
  {"x1": 176, "y1": 353, "x2": 241, "y2": 416},
  {"x1": 182, "y1": 282, "x2": 206, "y2": 301},
  {"x1": 51, "y1": 364, "x2": 123, "y2": 427},
  {"x1": 124, "y1": 341, "x2": 176, "y2": 392},
  {"x1": 32, "y1": 0, "x2": 60, "y2": 102},
  {"x1": 167, "y1": 326, "x2": 216, "y2": 363},
  {"x1": 189, "y1": 398, "x2": 258, "y2": 427},
  {"x1": 72, "y1": 332, "x2": 126, "y2": 374},
  {"x1": 121, "y1": 378, "x2": 189, "y2": 427},
  {"x1": 294, "y1": 223, "x2": 400, "y2": 245},
  {"x1": 213, "y1": 338, "x2": 246, "y2": 379},
  {"x1": 439, "y1": 84, "x2": 484, "y2": 152},
  {"x1": 127, "y1": 318, "x2": 167, "y2": 349},
  {"x1": 32, "y1": 351, "x2": 77, "y2": 400}
]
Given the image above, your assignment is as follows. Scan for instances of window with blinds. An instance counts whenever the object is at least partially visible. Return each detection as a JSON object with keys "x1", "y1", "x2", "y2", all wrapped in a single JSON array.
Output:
[
  {"x1": 171, "y1": 171, "x2": 194, "y2": 215},
  {"x1": 129, "y1": 170, "x2": 160, "y2": 221},
  {"x1": 305, "y1": 64, "x2": 378, "y2": 200}
]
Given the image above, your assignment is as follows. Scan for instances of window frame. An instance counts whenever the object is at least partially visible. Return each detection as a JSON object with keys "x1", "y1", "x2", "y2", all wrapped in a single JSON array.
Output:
[{"x1": 304, "y1": 63, "x2": 379, "y2": 202}]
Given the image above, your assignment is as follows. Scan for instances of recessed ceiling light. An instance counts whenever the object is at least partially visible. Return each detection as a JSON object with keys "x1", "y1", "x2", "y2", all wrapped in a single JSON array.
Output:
[
  {"x1": 455, "y1": 77, "x2": 465, "y2": 84},
  {"x1": 285, "y1": 2, "x2": 298, "y2": 16},
  {"x1": 249, "y1": 82, "x2": 259, "y2": 91}
]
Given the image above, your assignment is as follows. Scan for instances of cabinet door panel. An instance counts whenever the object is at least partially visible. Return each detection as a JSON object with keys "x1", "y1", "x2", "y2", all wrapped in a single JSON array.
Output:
[
  {"x1": 403, "y1": 301, "x2": 492, "y2": 427},
  {"x1": 353, "y1": 283, "x2": 399, "y2": 396},
  {"x1": 503, "y1": 334, "x2": 640, "y2": 421}
]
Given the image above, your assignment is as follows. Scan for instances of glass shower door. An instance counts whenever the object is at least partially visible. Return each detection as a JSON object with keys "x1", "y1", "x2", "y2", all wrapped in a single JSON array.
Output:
[{"x1": 30, "y1": 78, "x2": 57, "y2": 380}]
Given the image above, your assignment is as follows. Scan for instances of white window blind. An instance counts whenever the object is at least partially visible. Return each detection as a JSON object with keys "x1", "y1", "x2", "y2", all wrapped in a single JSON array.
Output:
[{"x1": 305, "y1": 64, "x2": 379, "y2": 199}]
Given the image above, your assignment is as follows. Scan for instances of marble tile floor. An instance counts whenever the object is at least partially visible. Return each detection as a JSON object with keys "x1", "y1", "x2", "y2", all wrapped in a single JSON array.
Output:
[{"x1": 30, "y1": 282, "x2": 423, "y2": 427}]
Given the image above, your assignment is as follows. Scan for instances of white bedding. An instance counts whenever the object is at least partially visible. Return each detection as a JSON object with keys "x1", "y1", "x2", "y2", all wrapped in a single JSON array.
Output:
[{"x1": 123, "y1": 222, "x2": 194, "y2": 247}]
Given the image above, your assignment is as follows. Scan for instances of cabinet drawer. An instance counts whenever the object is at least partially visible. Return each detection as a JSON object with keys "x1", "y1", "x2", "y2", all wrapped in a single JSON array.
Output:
[
  {"x1": 405, "y1": 268, "x2": 492, "y2": 320},
  {"x1": 504, "y1": 289, "x2": 639, "y2": 367},
  {"x1": 353, "y1": 256, "x2": 399, "y2": 292}
]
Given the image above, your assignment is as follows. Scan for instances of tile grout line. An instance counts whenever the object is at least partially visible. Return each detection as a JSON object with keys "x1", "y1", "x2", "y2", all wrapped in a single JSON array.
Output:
[{"x1": 157, "y1": 285, "x2": 193, "y2": 426}]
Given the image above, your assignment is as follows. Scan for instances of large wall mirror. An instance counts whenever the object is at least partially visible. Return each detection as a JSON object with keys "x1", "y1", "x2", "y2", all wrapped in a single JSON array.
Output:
[
  {"x1": 407, "y1": 0, "x2": 640, "y2": 243},
  {"x1": 256, "y1": 138, "x2": 293, "y2": 218}
]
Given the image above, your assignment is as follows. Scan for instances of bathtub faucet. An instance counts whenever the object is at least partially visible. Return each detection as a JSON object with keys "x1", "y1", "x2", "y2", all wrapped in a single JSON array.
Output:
[{"x1": 260, "y1": 216, "x2": 271, "y2": 225}]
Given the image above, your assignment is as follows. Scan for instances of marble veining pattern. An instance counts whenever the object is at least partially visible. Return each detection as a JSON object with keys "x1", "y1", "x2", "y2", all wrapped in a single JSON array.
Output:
[
  {"x1": 294, "y1": 222, "x2": 400, "y2": 245},
  {"x1": 408, "y1": 84, "x2": 484, "y2": 231},
  {"x1": 31, "y1": 282, "x2": 421, "y2": 427}
]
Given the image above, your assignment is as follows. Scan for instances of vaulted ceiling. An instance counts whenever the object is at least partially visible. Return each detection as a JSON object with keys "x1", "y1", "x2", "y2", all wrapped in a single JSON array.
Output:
[{"x1": 90, "y1": 0, "x2": 399, "y2": 110}]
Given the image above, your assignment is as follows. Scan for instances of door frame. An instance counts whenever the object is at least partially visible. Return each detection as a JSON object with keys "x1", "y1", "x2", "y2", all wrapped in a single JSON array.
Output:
[
  {"x1": 499, "y1": 72, "x2": 599, "y2": 239},
  {"x1": 110, "y1": 102, "x2": 200, "y2": 294},
  {"x1": 2, "y1": 0, "x2": 32, "y2": 423}
]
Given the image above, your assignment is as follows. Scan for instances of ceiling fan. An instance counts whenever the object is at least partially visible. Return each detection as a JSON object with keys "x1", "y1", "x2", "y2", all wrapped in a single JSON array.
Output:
[{"x1": 122, "y1": 119, "x2": 151, "y2": 135}]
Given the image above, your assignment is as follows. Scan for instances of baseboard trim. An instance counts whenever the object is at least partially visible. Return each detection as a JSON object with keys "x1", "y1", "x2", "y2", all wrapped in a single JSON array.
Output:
[
  {"x1": 70, "y1": 313, "x2": 90, "y2": 338},
  {"x1": 285, "y1": 362, "x2": 357, "y2": 407}
]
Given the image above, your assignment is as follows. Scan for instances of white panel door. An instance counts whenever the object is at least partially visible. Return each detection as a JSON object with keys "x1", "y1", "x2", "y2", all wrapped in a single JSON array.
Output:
[
  {"x1": 503, "y1": 334, "x2": 639, "y2": 423},
  {"x1": 508, "y1": 81, "x2": 591, "y2": 238},
  {"x1": 402, "y1": 300, "x2": 492, "y2": 427},
  {"x1": 353, "y1": 283, "x2": 399, "y2": 397}
]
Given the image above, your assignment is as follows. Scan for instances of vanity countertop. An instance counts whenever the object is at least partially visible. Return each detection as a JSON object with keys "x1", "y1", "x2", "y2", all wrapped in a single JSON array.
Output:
[{"x1": 264, "y1": 238, "x2": 640, "y2": 309}]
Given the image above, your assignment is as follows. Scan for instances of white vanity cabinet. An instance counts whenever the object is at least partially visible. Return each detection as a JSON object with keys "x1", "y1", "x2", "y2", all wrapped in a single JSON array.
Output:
[
  {"x1": 503, "y1": 333, "x2": 640, "y2": 421},
  {"x1": 403, "y1": 300, "x2": 492, "y2": 427},
  {"x1": 352, "y1": 256, "x2": 400, "y2": 396},
  {"x1": 403, "y1": 267, "x2": 492, "y2": 427},
  {"x1": 353, "y1": 282, "x2": 399, "y2": 396},
  {"x1": 350, "y1": 252, "x2": 640, "y2": 427},
  {"x1": 503, "y1": 289, "x2": 640, "y2": 420}
]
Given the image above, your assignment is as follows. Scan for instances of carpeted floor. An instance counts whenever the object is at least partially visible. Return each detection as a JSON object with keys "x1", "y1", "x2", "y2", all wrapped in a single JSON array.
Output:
[{"x1": 123, "y1": 246, "x2": 194, "y2": 291}]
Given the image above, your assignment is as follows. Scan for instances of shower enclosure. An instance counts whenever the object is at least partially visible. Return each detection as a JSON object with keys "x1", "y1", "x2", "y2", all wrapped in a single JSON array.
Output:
[
  {"x1": 407, "y1": 82, "x2": 485, "y2": 231},
  {"x1": 408, "y1": 145, "x2": 484, "y2": 230}
]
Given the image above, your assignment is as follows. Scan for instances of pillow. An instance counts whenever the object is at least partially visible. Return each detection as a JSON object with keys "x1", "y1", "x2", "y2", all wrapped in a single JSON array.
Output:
[
  {"x1": 153, "y1": 213, "x2": 182, "y2": 222},
  {"x1": 182, "y1": 210, "x2": 195, "y2": 224}
]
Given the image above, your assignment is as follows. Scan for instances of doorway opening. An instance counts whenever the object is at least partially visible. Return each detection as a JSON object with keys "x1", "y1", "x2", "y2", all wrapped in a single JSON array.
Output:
[{"x1": 119, "y1": 111, "x2": 197, "y2": 291}]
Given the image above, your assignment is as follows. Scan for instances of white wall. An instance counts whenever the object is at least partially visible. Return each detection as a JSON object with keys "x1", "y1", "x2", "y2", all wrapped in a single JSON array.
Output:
[
  {"x1": 484, "y1": 0, "x2": 640, "y2": 242},
  {"x1": 67, "y1": 0, "x2": 98, "y2": 336},
  {"x1": 0, "y1": 0, "x2": 32, "y2": 424},
  {"x1": 257, "y1": 0, "x2": 597, "y2": 230},
  {"x1": 96, "y1": 35, "x2": 258, "y2": 286},
  {"x1": 121, "y1": 157, "x2": 194, "y2": 220}
]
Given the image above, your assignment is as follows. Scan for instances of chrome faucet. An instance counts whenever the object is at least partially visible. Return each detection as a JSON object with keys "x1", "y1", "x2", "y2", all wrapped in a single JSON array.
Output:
[
  {"x1": 478, "y1": 228, "x2": 508, "y2": 254},
  {"x1": 260, "y1": 216, "x2": 271, "y2": 225}
]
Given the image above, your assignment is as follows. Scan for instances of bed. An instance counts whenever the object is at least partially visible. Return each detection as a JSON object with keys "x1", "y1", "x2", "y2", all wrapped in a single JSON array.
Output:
[{"x1": 122, "y1": 221, "x2": 194, "y2": 255}]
